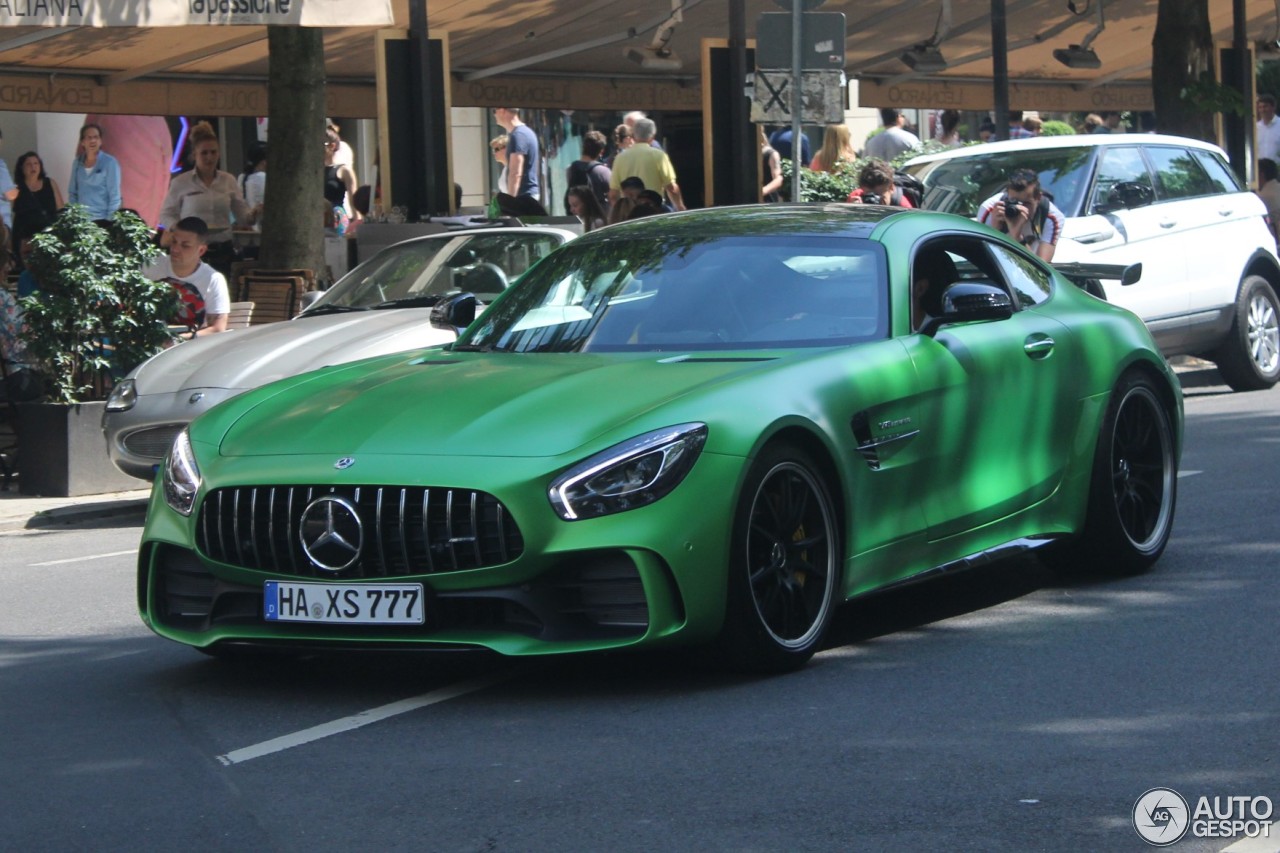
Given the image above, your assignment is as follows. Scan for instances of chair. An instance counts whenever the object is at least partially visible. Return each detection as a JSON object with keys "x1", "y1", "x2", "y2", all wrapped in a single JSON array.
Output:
[{"x1": 227, "y1": 302, "x2": 255, "y2": 329}]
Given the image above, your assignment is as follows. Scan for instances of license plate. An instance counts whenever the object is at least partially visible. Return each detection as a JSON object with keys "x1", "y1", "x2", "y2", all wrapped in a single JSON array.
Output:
[{"x1": 264, "y1": 581, "x2": 425, "y2": 625}]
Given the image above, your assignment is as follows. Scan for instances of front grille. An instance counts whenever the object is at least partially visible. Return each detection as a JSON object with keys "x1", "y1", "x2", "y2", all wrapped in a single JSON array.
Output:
[
  {"x1": 123, "y1": 424, "x2": 184, "y2": 459},
  {"x1": 195, "y1": 485, "x2": 524, "y2": 578}
]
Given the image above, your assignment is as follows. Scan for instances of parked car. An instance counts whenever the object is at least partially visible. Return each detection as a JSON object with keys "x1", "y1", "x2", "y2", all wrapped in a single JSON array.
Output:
[
  {"x1": 103, "y1": 226, "x2": 574, "y2": 480},
  {"x1": 903, "y1": 134, "x2": 1280, "y2": 391},
  {"x1": 138, "y1": 205, "x2": 1182, "y2": 672}
]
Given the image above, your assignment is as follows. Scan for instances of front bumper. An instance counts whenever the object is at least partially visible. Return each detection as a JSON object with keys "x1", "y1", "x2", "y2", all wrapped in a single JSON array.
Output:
[
  {"x1": 137, "y1": 450, "x2": 745, "y2": 656},
  {"x1": 103, "y1": 388, "x2": 239, "y2": 480}
]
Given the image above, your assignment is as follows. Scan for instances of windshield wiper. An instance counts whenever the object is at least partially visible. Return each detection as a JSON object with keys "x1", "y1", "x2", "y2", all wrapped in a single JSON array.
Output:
[
  {"x1": 299, "y1": 304, "x2": 368, "y2": 316},
  {"x1": 370, "y1": 295, "x2": 445, "y2": 310}
]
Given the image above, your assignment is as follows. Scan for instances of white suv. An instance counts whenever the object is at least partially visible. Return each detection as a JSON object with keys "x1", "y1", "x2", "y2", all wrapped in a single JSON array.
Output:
[{"x1": 904, "y1": 134, "x2": 1280, "y2": 391}]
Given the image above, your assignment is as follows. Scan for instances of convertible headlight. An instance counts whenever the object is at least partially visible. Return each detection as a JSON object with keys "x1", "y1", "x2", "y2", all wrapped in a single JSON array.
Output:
[
  {"x1": 163, "y1": 428, "x2": 202, "y2": 516},
  {"x1": 549, "y1": 423, "x2": 707, "y2": 521},
  {"x1": 105, "y1": 378, "x2": 137, "y2": 412}
]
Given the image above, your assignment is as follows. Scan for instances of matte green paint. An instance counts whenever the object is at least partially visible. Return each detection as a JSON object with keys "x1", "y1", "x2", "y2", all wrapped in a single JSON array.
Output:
[{"x1": 138, "y1": 206, "x2": 1182, "y2": 658}]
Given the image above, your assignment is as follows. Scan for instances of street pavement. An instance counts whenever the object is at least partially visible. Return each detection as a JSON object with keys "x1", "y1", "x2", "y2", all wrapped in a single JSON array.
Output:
[{"x1": 0, "y1": 358, "x2": 1225, "y2": 533}]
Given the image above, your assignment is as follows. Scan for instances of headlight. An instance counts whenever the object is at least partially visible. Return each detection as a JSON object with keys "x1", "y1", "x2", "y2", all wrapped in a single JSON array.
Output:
[
  {"x1": 549, "y1": 423, "x2": 707, "y2": 521},
  {"x1": 163, "y1": 428, "x2": 202, "y2": 516},
  {"x1": 105, "y1": 378, "x2": 137, "y2": 412}
]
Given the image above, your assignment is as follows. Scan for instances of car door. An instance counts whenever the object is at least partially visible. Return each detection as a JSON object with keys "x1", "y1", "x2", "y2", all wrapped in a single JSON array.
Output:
[
  {"x1": 905, "y1": 236, "x2": 1083, "y2": 542},
  {"x1": 1075, "y1": 145, "x2": 1190, "y2": 347}
]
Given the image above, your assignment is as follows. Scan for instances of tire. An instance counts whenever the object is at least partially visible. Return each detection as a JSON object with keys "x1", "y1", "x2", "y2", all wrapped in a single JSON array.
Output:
[
  {"x1": 714, "y1": 443, "x2": 841, "y2": 673},
  {"x1": 1054, "y1": 372, "x2": 1177, "y2": 577},
  {"x1": 1212, "y1": 276, "x2": 1280, "y2": 391}
]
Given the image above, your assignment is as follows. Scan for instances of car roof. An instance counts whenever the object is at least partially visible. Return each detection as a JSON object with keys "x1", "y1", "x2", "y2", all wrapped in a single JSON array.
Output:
[
  {"x1": 574, "y1": 203, "x2": 918, "y2": 242},
  {"x1": 904, "y1": 133, "x2": 1228, "y2": 169}
]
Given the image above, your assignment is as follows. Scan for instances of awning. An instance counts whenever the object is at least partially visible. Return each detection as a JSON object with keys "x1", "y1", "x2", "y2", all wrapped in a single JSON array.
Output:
[{"x1": 0, "y1": 0, "x2": 394, "y2": 27}]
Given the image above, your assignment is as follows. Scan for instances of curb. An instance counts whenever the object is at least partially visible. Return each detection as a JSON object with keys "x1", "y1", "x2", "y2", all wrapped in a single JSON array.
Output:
[{"x1": 1, "y1": 496, "x2": 150, "y2": 532}]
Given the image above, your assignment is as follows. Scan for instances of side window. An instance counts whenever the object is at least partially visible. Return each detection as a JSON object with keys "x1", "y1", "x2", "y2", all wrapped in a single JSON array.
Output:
[
  {"x1": 1090, "y1": 147, "x2": 1153, "y2": 212},
  {"x1": 1190, "y1": 149, "x2": 1244, "y2": 193},
  {"x1": 987, "y1": 242, "x2": 1053, "y2": 307},
  {"x1": 1147, "y1": 147, "x2": 1216, "y2": 200}
]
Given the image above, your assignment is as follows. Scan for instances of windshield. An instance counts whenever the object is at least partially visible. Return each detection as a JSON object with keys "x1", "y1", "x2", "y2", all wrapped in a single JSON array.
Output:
[
  {"x1": 456, "y1": 235, "x2": 889, "y2": 353},
  {"x1": 302, "y1": 231, "x2": 563, "y2": 312},
  {"x1": 906, "y1": 146, "x2": 1096, "y2": 217}
]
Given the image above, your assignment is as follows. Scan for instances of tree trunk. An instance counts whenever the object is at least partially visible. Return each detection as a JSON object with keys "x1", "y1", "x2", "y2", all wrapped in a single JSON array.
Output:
[
  {"x1": 1152, "y1": 0, "x2": 1216, "y2": 141},
  {"x1": 260, "y1": 26, "x2": 326, "y2": 275}
]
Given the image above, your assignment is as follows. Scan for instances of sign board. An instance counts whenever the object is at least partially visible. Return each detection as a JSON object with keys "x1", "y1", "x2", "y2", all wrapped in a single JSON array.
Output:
[
  {"x1": 0, "y1": 0, "x2": 394, "y2": 27},
  {"x1": 751, "y1": 69, "x2": 843, "y2": 124},
  {"x1": 755, "y1": 12, "x2": 845, "y2": 70},
  {"x1": 858, "y1": 78, "x2": 1153, "y2": 112}
]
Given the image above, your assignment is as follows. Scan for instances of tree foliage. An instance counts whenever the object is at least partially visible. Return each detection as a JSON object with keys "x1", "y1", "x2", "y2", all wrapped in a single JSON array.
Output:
[{"x1": 20, "y1": 205, "x2": 172, "y2": 404}]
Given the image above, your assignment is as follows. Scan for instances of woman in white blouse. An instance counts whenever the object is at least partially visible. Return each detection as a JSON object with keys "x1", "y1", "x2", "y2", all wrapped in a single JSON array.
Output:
[{"x1": 158, "y1": 121, "x2": 256, "y2": 270}]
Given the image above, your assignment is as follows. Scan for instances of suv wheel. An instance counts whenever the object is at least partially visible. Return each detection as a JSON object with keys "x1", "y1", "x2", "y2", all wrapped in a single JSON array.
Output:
[{"x1": 1213, "y1": 276, "x2": 1280, "y2": 391}]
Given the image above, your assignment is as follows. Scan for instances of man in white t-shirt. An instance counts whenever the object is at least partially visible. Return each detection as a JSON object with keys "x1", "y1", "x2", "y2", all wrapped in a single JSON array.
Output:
[{"x1": 145, "y1": 216, "x2": 231, "y2": 339}]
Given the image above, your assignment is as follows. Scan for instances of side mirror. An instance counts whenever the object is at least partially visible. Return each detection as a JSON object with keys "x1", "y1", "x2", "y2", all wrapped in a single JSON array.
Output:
[
  {"x1": 1121, "y1": 262, "x2": 1142, "y2": 286},
  {"x1": 430, "y1": 292, "x2": 478, "y2": 334},
  {"x1": 922, "y1": 282, "x2": 1014, "y2": 336},
  {"x1": 298, "y1": 290, "x2": 323, "y2": 311},
  {"x1": 1104, "y1": 181, "x2": 1155, "y2": 211}
]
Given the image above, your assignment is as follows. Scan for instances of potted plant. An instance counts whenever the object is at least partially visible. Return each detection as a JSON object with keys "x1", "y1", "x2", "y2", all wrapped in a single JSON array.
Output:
[{"x1": 16, "y1": 204, "x2": 176, "y2": 496}]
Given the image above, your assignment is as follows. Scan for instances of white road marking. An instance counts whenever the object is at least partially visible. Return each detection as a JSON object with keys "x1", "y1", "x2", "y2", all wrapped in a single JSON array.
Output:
[
  {"x1": 216, "y1": 671, "x2": 512, "y2": 766},
  {"x1": 1178, "y1": 470, "x2": 1203, "y2": 478},
  {"x1": 30, "y1": 550, "x2": 137, "y2": 566}
]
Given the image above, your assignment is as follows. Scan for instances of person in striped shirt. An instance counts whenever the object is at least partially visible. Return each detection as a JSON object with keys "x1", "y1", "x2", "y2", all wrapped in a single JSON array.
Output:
[{"x1": 976, "y1": 168, "x2": 1065, "y2": 262}]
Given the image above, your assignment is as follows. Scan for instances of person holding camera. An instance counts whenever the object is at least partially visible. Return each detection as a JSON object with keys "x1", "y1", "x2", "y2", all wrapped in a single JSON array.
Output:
[
  {"x1": 977, "y1": 168, "x2": 1065, "y2": 261},
  {"x1": 846, "y1": 159, "x2": 914, "y2": 208}
]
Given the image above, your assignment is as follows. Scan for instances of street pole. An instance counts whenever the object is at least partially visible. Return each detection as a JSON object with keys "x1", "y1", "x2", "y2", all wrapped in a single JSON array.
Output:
[{"x1": 790, "y1": 0, "x2": 802, "y2": 201}]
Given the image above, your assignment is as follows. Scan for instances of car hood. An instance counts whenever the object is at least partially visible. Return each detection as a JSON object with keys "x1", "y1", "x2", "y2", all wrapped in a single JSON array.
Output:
[
  {"x1": 216, "y1": 351, "x2": 787, "y2": 459},
  {"x1": 131, "y1": 309, "x2": 455, "y2": 394}
]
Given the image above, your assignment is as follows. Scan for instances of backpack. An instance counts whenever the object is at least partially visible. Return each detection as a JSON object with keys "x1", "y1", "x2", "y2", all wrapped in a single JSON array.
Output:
[
  {"x1": 892, "y1": 171, "x2": 925, "y2": 208},
  {"x1": 165, "y1": 278, "x2": 206, "y2": 331}
]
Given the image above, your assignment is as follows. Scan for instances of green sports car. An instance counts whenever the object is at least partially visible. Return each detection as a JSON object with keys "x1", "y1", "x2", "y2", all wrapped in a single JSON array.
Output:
[{"x1": 139, "y1": 205, "x2": 1182, "y2": 672}]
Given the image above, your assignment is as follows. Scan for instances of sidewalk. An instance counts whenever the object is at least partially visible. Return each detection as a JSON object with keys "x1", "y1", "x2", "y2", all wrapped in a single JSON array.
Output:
[{"x1": 0, "y1": 484, "x2": 151, "y2": 531}]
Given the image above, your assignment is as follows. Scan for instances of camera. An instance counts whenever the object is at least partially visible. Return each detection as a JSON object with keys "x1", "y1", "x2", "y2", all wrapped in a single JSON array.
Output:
[
  {"x1": 1003, "y1": 199, "x2": 1021, "y2": 219},
  {"x1": 862, "y1": 192, "x2": 884, "y2": 206}
]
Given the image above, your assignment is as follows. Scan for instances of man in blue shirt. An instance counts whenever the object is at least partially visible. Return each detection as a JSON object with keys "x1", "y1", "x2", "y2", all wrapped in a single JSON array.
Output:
[
  {"x1": 768, "y1": 127, "x2": 812, "y2": 165},
  {"x1": 493, "y1": 107, "x2": 541, "y2": 201}
]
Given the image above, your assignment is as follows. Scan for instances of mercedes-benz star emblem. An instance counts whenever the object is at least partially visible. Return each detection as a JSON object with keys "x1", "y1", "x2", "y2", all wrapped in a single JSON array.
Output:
[
  {"x1": 334, "y1": 457, "x2": 356, "y2": 470},
  {"x1": 299, "y1": 496, "x2": 363, "y2": 571}
]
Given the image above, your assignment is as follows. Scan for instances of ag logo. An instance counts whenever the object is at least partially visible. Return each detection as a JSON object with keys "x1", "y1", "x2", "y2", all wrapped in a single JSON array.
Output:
[
  {"x1": 1133, "y1": 787, "x2": 1190, "y2": 846},
  {"x1": 298, "y1": 496, "x2": 363, "y2": 572}
]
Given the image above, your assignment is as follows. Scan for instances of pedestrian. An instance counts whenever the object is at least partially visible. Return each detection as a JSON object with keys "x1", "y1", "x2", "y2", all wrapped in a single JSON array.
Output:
[
  {"x1": 489, "y1": 134, "x2": 510, "y2": 201},
  {"x1": 1082, "y1": 113, "x2": 1103, "y2": 134},
  {"x1": 158, "y1": 121, "x2": 255, "y2": 274},
  {"x1": 978, "y1": 119, "x2": 997, "y2": 142},
  {"x1": 760, "y1": 126, "x2": 783, "y2": 202},
  {"x1": 239, "y1": 140, "x2": 267, "y2": 232},
  {"x1": 769, "y1": 126, "x2": 812, "y2": 164},
  {"x1": 846, "y1": 159, "x2": 914, "y2": 207},
  {"x1": 0, "y1": 129, "x2": 20, "y2": 231},
  {"x1": 1093, "y1": 111, "x2": 1122, "y2": 133},
  {"x1": 809, "y1": 124, "x2": 857, "y2": 173},
  {"x1": 1257, "y1": 158, "x2": 1280, "y2": 242},
  {"x1": 566, "y1": 185, "x2": 606, "y2": 232},
  {"x1": 10, "y1": 151, "x2": 64, "y2": 265},
  {"x1": 608, "y1": 117, "x2": 684, "y2": 211},
  {"x1": 864, "y1": 109, "x2": 921, "y2": 161},
  {"x1": 1007, "y1": 110, "x2": 1034, "y2": 139},
  {"x1": 565, "y1": 130, "x2": 611, "y2": 216},
  {"x1": 623, "y1": 110, "x2": 663, "y2": 151},
  {"x1": 67, "y1": 123, "x2": 121, "y2": 221},
  {"x1": 1022, "y1": 115, "x2": 1043, "y2": 136},
  {"x1": 145, "y1": 216, "x2": 231, "y2": 339},
  {"x1": 608, "y1": 124, "x2": 633, "y2": 169},
  {"x1": 976, "y1": 168, "x2": 1065, "y2": 261},
  {"x1": 937, "y1": 109, "x2": 963, "y2": 147},
  {"x1": 326, "y1": 118, "x2": 355, "y2": 170},
  {"x1": 492, "y1": 107, "x2": 541, "y2": 201},
  {"x1": 1258, "y1": 95, "x2": 1280, "y2": 163},
  {"x1": 324, "y1": 128, "x2": 359, "y2": 230}
]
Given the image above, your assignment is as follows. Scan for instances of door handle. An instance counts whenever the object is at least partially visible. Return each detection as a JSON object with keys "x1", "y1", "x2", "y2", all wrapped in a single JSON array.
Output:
[
  {"x1": 1024, "y1": 337, "x2": 1055, "y2": 359},
  {"x1": 1218, "y1": 209, "x2": 1234, "y2": 217},
  {"x1": 1159, "y1": 220, "x2": 1177, "y2": 229}
]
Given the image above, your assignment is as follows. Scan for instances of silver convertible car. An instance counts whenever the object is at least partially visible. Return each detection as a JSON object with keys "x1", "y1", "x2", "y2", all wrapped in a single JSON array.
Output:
[{"x1": 103, "y1": 226, "x2": 574, "y2": 480}]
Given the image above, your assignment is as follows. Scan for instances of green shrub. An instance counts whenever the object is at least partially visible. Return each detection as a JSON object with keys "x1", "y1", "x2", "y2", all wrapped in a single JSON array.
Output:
[{"x1": 20, "y1": 205, "x2": 173, "y2": 404}]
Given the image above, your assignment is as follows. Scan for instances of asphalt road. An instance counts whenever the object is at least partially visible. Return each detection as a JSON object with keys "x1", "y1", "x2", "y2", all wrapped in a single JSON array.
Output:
[{"x1": 1, "y1": 371, "x2": 1276, "y2": 853}]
